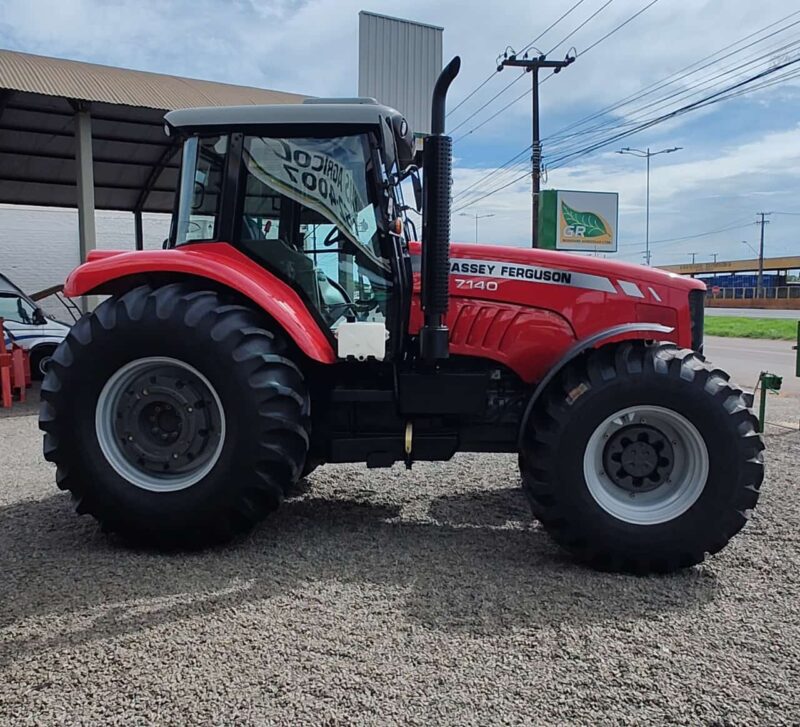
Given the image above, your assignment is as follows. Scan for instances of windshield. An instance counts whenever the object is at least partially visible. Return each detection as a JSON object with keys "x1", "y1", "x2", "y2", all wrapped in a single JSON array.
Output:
[{"x1": 242, "y1": 134, "x2": 387, "y2": 271}]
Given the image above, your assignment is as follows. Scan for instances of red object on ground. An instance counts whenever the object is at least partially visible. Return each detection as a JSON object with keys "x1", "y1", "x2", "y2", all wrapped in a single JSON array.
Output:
[
  {"x1": 0, "y1": 318, "x2": 11, "y2": 408},
  {"x1": 11, "y1": 346, "x2": 27, "y2": 403}
]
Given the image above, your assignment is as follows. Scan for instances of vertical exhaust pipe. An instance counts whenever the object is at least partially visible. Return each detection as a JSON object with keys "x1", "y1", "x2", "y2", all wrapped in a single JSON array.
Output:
[{"x1": 420, "y1": 56, "x2": 461, "y2": 362}]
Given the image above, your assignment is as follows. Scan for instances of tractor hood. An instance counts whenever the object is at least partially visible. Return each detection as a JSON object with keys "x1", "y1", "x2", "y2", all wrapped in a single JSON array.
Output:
[{"x1": 445, "y1": 242, "x2": 704, "y2": 293}]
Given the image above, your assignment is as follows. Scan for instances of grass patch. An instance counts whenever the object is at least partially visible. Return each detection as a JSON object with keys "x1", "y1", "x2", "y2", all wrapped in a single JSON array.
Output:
[{"x1": 705, "y1": 316, "x2": 798, "y2": 340}]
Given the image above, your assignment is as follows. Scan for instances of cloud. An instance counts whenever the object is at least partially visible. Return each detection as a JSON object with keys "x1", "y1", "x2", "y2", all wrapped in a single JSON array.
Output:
[{"x1": 1, "y1": 0, "x2": 799, "y2": 265}]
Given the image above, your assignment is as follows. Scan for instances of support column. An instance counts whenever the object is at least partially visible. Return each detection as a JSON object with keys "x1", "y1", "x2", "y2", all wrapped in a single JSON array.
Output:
[
  {"x1": 74, "y1": 107, "x2": 96, "y2": 262},
  {"x1": 134, "y1": 209, "x2": 144, "y2": 250},
  {"x1": 74, "y1": 106, "x2": 96, "y2": 312}
]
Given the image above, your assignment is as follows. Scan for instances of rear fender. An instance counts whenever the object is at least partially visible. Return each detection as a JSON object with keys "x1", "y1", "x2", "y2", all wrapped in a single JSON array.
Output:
[
  {"x1": 517, "y1": 322, "x2": 676, "y2": 448},
  {"x1": 64, "y1": 244, "x2": 336, "y2": 364}
]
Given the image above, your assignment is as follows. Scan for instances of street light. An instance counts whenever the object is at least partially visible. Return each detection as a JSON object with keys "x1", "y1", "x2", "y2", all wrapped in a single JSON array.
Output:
[
  {"x1": 458, "y1": 212, "x2": 495, "y2": 243},
  {"x1": 617, "y1": 146, "x2": 682, "y2": 266},
  {"x1": 741, "y1": 240, "x2": 758, "y2": 256}
]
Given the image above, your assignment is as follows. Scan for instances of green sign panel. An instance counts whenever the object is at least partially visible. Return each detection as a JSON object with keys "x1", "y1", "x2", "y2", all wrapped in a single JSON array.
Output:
[{"x1": 539, "y1": 189, "x2": 619, "y2": 252}]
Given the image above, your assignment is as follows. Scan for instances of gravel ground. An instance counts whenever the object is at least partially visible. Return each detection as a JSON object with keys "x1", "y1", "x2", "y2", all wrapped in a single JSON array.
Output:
[{"x1": 1, "y1": 395, "x2": 799, "y2": 726}]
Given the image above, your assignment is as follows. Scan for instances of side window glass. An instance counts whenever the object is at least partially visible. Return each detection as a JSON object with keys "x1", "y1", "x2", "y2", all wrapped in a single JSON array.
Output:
[{"x1": 176, "y1": 136, "x2": 228, "y2": 244}]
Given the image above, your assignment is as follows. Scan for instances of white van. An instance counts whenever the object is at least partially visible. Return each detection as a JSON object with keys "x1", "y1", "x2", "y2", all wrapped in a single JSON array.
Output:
[{"x1": 0, "y1": 273, "x2": 71, "y2": 378}]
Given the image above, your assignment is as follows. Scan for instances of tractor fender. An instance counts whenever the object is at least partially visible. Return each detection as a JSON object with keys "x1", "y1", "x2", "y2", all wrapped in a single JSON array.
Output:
[
  {"x1": 517, "y1": 322, "x2": 675, "y2": 448},
  {"x1": 64, "y1": 244, "x2": 336, "y2": 364}
]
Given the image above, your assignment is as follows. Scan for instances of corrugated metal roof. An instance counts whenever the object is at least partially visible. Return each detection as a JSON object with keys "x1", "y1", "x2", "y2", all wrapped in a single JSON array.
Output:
[{"x1": 0, "y1": 49, "x2": 305, "y2": 110}]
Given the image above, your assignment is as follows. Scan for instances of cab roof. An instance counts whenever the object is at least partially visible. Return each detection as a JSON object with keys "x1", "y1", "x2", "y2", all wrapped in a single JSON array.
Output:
[{"x1": 164, "y1": 99, "x2": 402, "y2": 133}]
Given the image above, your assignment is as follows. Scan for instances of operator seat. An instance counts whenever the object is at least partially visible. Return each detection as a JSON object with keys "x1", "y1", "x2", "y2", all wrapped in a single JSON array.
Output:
[{"x1": 240, "y1": 216, "x2": 321, "y2": 310}]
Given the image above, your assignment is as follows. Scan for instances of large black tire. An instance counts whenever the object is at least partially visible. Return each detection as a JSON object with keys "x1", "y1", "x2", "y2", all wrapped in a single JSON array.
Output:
[
  {"x1": 39, "y1": 283, "x2": 309, "y2": 547},
  {"x1": 520, "y1": 341, "x2": 764, "y2": 574}
]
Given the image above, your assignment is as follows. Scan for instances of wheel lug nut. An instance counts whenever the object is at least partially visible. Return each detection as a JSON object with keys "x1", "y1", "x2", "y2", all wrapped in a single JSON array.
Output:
[
  {"x1": 127, "y1": 435, "x2": 134, "y2": 441},
  {"x1": 142, "y1": 389, "x2": 149, "y2": 396},
  {"x1": 187, "y1": 406, "x2": 193, "y2": 413},
  {"x1": 172, "y1": 453, "x2": 179, "y2": 459}
]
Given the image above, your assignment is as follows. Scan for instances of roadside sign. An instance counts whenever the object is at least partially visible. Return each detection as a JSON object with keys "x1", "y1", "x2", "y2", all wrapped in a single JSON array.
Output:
[{"x1": 539, "y1": 189, "x2": 619, "y2": 252}]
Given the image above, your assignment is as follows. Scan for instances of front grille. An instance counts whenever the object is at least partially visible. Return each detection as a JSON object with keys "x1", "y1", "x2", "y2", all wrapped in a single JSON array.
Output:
[{"x1": 689, "y1": 289, "x2": 705, "y2": 352}]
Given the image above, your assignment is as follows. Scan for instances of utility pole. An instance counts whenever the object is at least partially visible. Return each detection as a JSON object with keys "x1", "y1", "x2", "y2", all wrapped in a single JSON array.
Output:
[
  {"x1": 499, "y1": 52, "x2": 574, "y2": 248},
  {"x1": 459, "y1": 212, "x2": 495, "y2": 243},
  {"x1": 617, "y1": 146, "x2": 682, "y2": 266},
  {"x1": 756, "y1": 212, "x2": 771, "y2": 297},
  {"x1": 689, "y1": 252, "x2": 698, "y2": 264},
  {"x1": 711, "y1": 253, "x2": 718, "y2": 263}
]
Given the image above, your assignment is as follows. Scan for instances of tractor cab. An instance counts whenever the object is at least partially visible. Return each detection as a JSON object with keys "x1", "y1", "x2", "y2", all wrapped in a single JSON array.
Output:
[{"x1": 164, "y1": 100, "x2": 421, "y2": 361}]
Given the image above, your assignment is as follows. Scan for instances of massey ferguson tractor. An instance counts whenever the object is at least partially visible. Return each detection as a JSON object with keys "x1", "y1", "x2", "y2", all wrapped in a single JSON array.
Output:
[{"x1": 39, "y1": 58, "x2": 764, "y2": 573}]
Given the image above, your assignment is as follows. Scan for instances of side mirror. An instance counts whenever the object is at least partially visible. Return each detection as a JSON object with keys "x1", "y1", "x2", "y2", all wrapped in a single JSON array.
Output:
[
  {"x1": 33, "y1": 307, "x2": 47, "y2": 325},
  {"x1": 398, "y1": 165, "x2": 423, "y2": 213},
  {"x1": 192, "y1": 180, "x2": 205, "y2": 211}
]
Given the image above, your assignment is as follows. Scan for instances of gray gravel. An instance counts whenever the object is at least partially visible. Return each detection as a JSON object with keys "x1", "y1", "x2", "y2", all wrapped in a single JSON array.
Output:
[{"x1": 2, "y1": 398, "x2": 799, "y2": 726}]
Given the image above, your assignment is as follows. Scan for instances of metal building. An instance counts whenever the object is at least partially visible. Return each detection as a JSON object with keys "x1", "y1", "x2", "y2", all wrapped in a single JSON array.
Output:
[{"x1": 358, "y1": 11, "x2": 443, "y2": 136}]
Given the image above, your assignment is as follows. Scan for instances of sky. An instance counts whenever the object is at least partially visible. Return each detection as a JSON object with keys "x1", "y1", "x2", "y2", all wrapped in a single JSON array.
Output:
[{"x1": 1, "y1": 0, "x2": 799, "y2": 266}]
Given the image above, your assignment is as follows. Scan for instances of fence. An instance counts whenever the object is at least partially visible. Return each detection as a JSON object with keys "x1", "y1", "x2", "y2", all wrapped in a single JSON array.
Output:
[{"x1": 707, "y1": 285, "x2": 800, "y2": 300}]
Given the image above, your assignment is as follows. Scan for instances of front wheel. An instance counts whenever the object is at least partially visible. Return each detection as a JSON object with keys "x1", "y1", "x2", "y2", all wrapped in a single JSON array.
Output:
[
  {"x1": 39, "y1": 283, "x2": 310, "y2": 547},
  {"x1": 520, "y1": 342, "x2": 764, "y2": 574}
]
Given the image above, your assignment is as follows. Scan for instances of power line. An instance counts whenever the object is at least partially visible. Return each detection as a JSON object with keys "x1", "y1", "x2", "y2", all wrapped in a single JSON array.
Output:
[
  {"x1": 453, "y1": 0, "x2": 664, "y2": 144},
  {"x1": 452, "y1": 170, "x2": 531, "y2": 213},
  {"x1": 543, "y1": 33, "x2": 800, "y2": 159},
  {"x1": 519, "y1": 0, "x2": 590, "y2": 56},
  {"x1": 451, "y1": 8, "x2": 800, "y2": 213},
  {"x1": 541, "y1": 10, "x2": 800, "y2": 146},
  {"x1": 453, "y1": 77, "x2": 553, "y2": 142},
  {"x1": 578, "y1": 0, "x2": 661, "y2": 56},
  {"x1": 545, "y1": 54, "x2": 800, "y2": 170},
  {"x1": 544, "y1": 0, "x2": 615, "y2": 55},
  {"x1": 618, "y1": 220, "x2": 755, "y2": 248},
  {"x1": 449, "y1": 73, "x2": 527, "y2": 135},
  {"x1": 453, "y1": 146, "x2": 532, "y2": 201},
  {"x1": 447, "y1": 0, "x2": 589, "y2": 119}
]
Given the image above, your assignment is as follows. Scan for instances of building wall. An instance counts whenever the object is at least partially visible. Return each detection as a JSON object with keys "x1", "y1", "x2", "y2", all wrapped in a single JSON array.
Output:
[
  {"x1": 358, "y1": 11, "x2": 443, "y2": 136},
  {"x1": 0, "y1": 205, "x2": 169, "y2": 317}
]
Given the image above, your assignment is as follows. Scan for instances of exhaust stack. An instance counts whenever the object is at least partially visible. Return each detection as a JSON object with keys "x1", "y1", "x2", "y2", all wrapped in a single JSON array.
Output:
[{"x1": 420, "y1": 56, "x2": 461, "y2": 362}]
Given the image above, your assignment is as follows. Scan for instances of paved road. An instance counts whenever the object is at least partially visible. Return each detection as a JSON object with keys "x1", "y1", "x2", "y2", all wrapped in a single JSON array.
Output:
[
  {"x1": 706, "y1": 307, "x2": 800, "y2": 319},
  {"x1": 704, "y1": 335, "x2": 799, "y2": 395}
]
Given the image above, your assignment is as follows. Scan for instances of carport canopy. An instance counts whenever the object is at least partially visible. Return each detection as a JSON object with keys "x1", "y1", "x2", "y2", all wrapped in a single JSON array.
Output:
[{"x1": 0, "y1": 49, "x2": 304, "y2": 256}]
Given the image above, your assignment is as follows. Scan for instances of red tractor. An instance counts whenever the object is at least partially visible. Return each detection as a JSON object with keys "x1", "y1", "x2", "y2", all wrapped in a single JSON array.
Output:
[{"x1": 39, "y1": 58, "x2": 763, "y2": 573}]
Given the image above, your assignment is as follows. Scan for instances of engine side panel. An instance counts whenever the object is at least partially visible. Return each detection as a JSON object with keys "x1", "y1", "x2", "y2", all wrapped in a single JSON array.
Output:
[
  {"x1": 410, "y1": 300, "x2": 576, "y2": 383},
  {"x1": 408, "y1": 242, "x2": 696, "y2": 383}
]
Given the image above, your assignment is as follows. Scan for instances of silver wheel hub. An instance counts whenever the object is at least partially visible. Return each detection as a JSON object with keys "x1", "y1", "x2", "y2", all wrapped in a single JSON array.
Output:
[
  {"x1": 95, "y1": 357, "x2": 226, "y2": 492},
  {"x1": 583, "y1": 405, "x2": 709, "y2": 525}
]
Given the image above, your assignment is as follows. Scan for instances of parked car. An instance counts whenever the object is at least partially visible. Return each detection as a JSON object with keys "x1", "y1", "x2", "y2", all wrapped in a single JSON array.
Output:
[{"x1": 0, "y1": 273, "x2": 72, "y2": 378}]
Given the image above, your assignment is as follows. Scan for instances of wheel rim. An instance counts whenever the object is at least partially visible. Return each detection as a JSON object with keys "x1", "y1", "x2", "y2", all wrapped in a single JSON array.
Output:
[
  {"x1": 582, "y1": 405, "x2": 708, "y2": 525},
  {"x1": 95, "y1": 357, "x2": 226, "y2": 492}
]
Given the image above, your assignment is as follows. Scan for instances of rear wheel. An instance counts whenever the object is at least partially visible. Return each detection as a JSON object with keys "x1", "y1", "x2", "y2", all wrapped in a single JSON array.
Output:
[
  {"x1": 520, "y1": 342, "x2": 764, "y2": 574},
  {"x1": 39, "y1": 283, "x2": 310, "y2": 547}
]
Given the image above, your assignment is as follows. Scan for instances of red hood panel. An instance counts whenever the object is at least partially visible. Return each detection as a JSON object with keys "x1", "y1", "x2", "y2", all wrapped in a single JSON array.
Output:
[{"x1": 409, "y1": 241, "x2": 702, "y2": 292}]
